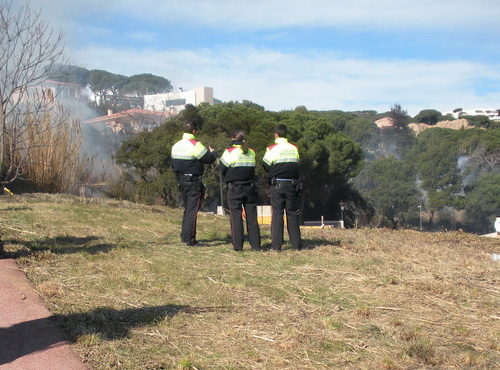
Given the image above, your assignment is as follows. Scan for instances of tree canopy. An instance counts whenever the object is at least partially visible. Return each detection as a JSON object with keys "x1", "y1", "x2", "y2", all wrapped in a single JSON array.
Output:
[
  {"x1": 464, "y1": 174, "x2": 500, "y2": 233},
  {"x1": 57, "y1": 66, "x2": 172, "y2": 113},
  {"x1": 112, "y1": 101, "x2": 500, "y2": 232},
  {"x1": 122, "y1": 73, "x2": 172, "y2": 97},
  {"x1": 354, "y1": 157, "x2": 420, "y2": 228},
  {"x1": 414, "y1": 109, "x2": 443, "y2": 125},
  {"x1": 115, "y1": 103, "x2": 365, "y2": 222}
]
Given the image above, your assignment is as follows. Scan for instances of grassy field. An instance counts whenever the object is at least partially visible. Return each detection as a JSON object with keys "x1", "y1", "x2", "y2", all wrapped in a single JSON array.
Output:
[{"x1": 1, "y1": 193, "x2": 499, "y2": 369}]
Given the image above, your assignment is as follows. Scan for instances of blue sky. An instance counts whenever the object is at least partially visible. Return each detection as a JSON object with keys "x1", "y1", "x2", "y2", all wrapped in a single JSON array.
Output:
[{"x1": 28, "y1": 0, "x2": 500, "y2": 115}]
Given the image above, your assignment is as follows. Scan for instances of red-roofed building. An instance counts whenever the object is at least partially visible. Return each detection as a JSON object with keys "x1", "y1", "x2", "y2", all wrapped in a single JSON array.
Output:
[{"x1": 83, "y1": 108, "x2": 173, "y2": 135}]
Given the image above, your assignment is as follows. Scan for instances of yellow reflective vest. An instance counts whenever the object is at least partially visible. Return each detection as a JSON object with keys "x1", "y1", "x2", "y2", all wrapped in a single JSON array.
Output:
[
  {"x1": 220, "y1": 144, "x2": 256, "y2": 183},
  {"x1": 262, "y1": 137, "x2": 300, "y2": 179},
  {"x1": 171, "y1": 133, "x2": 217, "y2": 175}
]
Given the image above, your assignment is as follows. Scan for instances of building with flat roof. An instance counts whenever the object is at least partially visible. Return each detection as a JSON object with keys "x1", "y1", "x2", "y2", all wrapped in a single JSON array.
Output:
[
  {"x1": 144, "y1": 87, "x2": 214, "y2": 114},
  {"x1": 445, "y1": 108, "x2": 500, "y2": 122}
]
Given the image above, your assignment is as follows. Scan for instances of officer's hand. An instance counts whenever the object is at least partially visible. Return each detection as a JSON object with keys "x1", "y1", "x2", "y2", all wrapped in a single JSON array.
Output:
[{"x1": 209, "y1": 146, "x2": 215, "y2": 152}]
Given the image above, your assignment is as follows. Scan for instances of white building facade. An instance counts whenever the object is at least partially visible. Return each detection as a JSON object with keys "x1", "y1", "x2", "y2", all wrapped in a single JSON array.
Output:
[
  {"x1": 446, "y1": 108, "x2": 500, "y2": 122},
  {"x1": 144, "y1": 87, "x2": 214, "y2": 114}
]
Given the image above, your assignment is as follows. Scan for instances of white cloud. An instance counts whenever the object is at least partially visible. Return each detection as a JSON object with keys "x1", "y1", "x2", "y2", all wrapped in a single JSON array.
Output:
[
  {"x1": 19, "y1": 0, "x2": 498, "y2": 116},
  {"x1": 30, "y1": 0, "x2": 500, "y2": 33},
  {"x1": 127, "y1": 31, "x2": 158, "y2": 43},
  {"x1": 120, "y1": 0, "x2": 499, "y2": 32},
  {"x1": 68, "y1": 44, "x2": 500, "y2": 115}
]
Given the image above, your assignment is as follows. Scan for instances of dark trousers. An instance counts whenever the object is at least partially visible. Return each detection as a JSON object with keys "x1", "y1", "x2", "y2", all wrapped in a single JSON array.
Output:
[
  {"x1": 270, "y1": 181, "x2": 302, "y2": 250},
  {"x1": 179, "y1": 179, "x2": 204, "y2": 243},
  {"x1": 227, "y1": 184, "x2": 261, "y2": 251}
]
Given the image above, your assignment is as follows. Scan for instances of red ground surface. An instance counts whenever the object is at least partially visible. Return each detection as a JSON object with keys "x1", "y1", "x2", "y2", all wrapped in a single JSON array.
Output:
[{"x1": 0, "y1": 257, "x2": 88, "y2": 369}]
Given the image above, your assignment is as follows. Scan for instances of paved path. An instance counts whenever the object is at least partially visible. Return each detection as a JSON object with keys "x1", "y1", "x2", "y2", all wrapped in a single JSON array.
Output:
[{"x1": 0, "y1": 257, "x2": 89, "y2": 369}]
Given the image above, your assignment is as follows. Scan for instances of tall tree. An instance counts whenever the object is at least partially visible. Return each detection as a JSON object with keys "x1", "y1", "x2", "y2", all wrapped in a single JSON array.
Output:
[
  {"x1": 343, "y1": 117, "x2": 381, "y2": 159},
  {"x1": 0, "y1": 0, "x2": 69, "y2": 189},
  {"x1": 460, "y1": 115, "x2": 492, "y2": 129},
  {"x1": 464, "y1": 174, "x2": 500, "y2": 233},
  {"x1": 115, "y1": 102, "x2": 365, "y2": 222},
  {"x1": 122, "y1": 73, "x2": 172, "y2": 97},
  {"x1": 388, "y1": 103, "x2": 410, "y2": 129},
  {"x1": 414, "y1": 109, "x2": 443, "y2": 125},
  {"x1": 88, "y1": 70, "x2": 121, "y2": 106},
  {"x1": 381, "y1": 104, "x2": 415, "y2": 159},
  {"x1": 49, "y1": 64, "x2": 90, "y2": 86},
  {"x1": 108, "y1": 73, "x2": 129, "y2": 105},
  {"x1": 460, "y1": 129, "x2": 500, "y2": 176},
  {"x1": 354, "y1": 157, "x2": 420, "y2": 228},
  {"x1": 409, "y1": 128, "x2": 463, "y2": 227},
  {"x1": 453, "y1": 108, "x2": 463, "y2": 117}
]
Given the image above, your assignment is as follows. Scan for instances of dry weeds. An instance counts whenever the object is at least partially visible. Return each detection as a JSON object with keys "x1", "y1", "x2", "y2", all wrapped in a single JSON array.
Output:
[{"x1": 1, "y1": 193, "x2": 499, "y2": 369}]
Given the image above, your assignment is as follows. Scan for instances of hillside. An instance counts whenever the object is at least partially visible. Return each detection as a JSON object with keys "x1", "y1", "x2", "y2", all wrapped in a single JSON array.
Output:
[
  {"x1": 375, "y1": 117, "x2": 474, "y2": 135},
  {"x1": 1, "y1": 193, "x2": 499, "y2": 369}
]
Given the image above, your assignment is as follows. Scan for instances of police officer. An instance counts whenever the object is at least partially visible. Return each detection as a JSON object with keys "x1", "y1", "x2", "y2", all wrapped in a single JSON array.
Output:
[
  {"x1": 171, "y1": 120, "x2": 217, "y2": 246},
  {"x1": 262, "y1": 124, "x2": 303, "y2": 251},
  {"x1": 220, "y1": 130, "x2": 261, "y2": 251}
]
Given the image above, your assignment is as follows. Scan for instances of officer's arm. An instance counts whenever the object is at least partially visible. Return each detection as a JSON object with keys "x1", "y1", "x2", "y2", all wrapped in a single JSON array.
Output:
[
  {"x1": 262, "y1": 149, "x2": 273, "y2": 173},
  {"x1": 219, "y1": 161, "x2": 228, "y2": 177},
  {"x1": 219, "y1": 149, "x2": 232, "y2": 176},
  {"x1": 197, "y1": 147, "x2": 218, "y2": 164}
]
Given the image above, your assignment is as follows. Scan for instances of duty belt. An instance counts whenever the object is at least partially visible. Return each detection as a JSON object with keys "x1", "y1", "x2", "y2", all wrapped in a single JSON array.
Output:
[
  {"x1": 227, "y1": 180, "x2": 253, "y2": 191},
  {"x1": 231, "y1": 180, "x2": 253, "y2": 185},
  {"x1": 178, "y1": 173, "x2": 200, "y2": 182},
  {"x1": 272, "y1": 178, "x2": 299, "y2": 187}
]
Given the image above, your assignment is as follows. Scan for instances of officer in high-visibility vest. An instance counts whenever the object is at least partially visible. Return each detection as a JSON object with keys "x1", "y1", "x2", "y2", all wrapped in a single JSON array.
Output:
[
  {"x1": 263, "y1": 124, "x2": 303, "y2": 251},
  {"x1": 220, "y1": 130, "x2": 261, "y2": 251},
  {"x1": 171, "y1": 120, "x2": 217, "y2": 246}
]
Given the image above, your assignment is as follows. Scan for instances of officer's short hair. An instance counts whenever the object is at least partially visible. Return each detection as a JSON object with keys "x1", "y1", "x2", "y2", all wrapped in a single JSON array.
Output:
[
  {"x1": 274, "y1": 124, "x2": 287, "y2": 138},
  {"x1": 183, "y1": 120, "x2": 199, "y2": 133}
]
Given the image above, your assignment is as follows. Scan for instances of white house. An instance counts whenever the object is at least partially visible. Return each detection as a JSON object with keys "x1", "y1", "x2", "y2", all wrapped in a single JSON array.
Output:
[
  {"x1": 144, "y1": 87, "x2": 214, "y2": 114},
  {"x1": 446, "y1": 108, "x2": 500, "y2": 122}
]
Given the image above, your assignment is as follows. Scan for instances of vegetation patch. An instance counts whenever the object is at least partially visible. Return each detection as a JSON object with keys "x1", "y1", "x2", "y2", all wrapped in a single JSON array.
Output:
[{"x1": 1, "y1": 193, "x2": 499, "y2": 369}]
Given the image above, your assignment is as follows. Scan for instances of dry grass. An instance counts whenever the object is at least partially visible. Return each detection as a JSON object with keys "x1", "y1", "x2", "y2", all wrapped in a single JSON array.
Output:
[
  {"x1": 1, "y1": 193, "x2": 499, "y2": 369},
  {"x1": 18, "y1": 93, "x2": 91, "y2": 193}
]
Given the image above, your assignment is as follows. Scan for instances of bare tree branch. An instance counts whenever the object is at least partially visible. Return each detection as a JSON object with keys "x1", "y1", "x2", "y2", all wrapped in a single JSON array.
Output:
[{"x1": 0, "y1": 0, "x2": 70, "y2": 186}]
